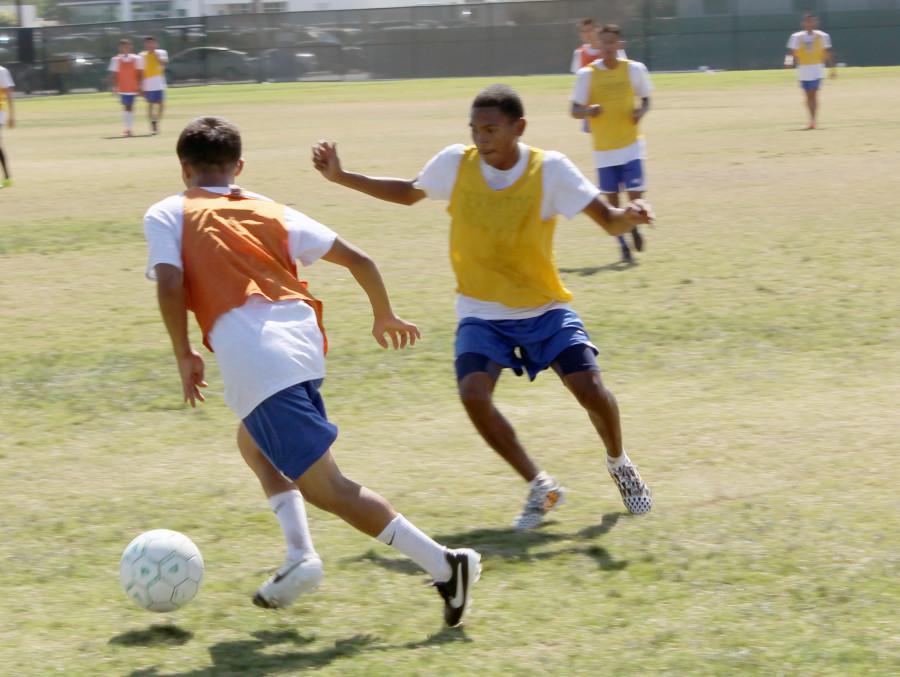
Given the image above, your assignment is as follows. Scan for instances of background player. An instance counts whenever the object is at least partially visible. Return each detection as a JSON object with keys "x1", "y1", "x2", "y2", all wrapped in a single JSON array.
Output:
[
  {"x1": 785, "y1": 13, "x2": 836, "y2": 129},
  {"x1": 571, "y1": 25, "x2": 652, "y2": 265},
  {"x1": 571, "y1": 17, "x2": 626, "y2": 74},
  {"x1": 140, "y1": 36, "x2": 168, "y2": 135},
  {"x1": 108, "y1": 39, "x2": 143, "y2": 137},
  {"x1": 0, "y1": 62, "x2": 14, "y2": 187}
]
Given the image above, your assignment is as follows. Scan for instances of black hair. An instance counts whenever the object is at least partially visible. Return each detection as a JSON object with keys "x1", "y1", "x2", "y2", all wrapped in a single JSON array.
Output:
[
  {"x1": 176, "y1": 117, "x2": 242, "y2": 170},
  {"x1": 471, "y1": 84, "x2": 524, "y2": 121},
  {"x1": 578, "y1": 18, "x2": 595, "y2": 28},
  {"x1": 144, "y1": 36, "x2": 157, "y2": 42}
]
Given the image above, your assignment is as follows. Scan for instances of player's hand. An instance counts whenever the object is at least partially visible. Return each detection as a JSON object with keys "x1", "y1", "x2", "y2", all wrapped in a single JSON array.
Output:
[
  {"x1": 588, "y1": 104, "x2": 603, "y2": 117},
  {"x1": 624, "y1": 199, "x2": 654, "y2": 226},
  {"x1": 632, "y1": 108, "x2": 645, "y2": 123},
  {"x1": 312, "y1": 140, "x2": 343, "y2": 183},
  {"x1": 176, "y1": 349, "x2": 207, "y2": 407},
  {"x1": 372, "y1": 314, "x2": 421, "y2": 350}
]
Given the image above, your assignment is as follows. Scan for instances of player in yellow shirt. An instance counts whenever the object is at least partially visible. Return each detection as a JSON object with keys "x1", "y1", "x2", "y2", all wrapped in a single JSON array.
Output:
[
  {"x1": 312, "y1": 84, "x2": 654, "y2": 530},
  {"x1": 571, "y1": 24, "x2": 652, "y2": 265},
  {"x1": 140, "y1": 36, "x2": 169, "y2": 134},
  {"x1": 784, "y1": 13, "x2": 836, "y2": 130},
  {"x1": 0, "y1": 63, "x2": 15, "y2": 188}
]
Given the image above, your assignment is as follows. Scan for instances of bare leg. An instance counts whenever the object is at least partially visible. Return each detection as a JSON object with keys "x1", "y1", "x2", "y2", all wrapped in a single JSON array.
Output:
[
  {"x1": 237, "y1": 423, "x2": 295, "y2": 497},
  {"x1": 607, "y1": 191, "x2": 631, "y2": 261},
  {"x1": 294, "y1": 450, "x2": 397, "y2": 537},
  {"x1": 805, "y1": 89, "x2": 818, "y2": 125},
  {"x1": 0, "y1": 144, "x2": 9, "y2": 180},
  {"x1": 458, "y1": 369, "x2": 540, "y2": 482},
  {"x1": 559, "y1": 369, "x2": 624, "y2": 458}
]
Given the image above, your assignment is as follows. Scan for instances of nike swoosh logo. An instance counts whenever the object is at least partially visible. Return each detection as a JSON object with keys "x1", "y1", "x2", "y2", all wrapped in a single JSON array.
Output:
[
  {"x1": 449, "y1": 561, "x2": 466, "y2": 608},
  {"x1": 387, "y1": 534, "x2": 395, "y2": 546},
  {"x1": 272, "y1": 560, "x2": 303, "y2": 584}
]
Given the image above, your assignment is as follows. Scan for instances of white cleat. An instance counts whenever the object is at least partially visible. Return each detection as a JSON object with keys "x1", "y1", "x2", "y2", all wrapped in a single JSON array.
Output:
[
  {"x1": 512, "y1": 472, "x2": 566, "y2": 530},
  {"x1": 253, "y1": 555, "x2": 324, "y2": 609},
  {"x1": 608, "y1": 459, "x2": 652, "y2": 515}
]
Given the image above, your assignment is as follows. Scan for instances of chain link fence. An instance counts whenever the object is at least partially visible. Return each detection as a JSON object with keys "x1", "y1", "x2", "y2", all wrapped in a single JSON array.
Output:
[{"x1": 1, "y1": 0, "x2": 899, "y2": 94}]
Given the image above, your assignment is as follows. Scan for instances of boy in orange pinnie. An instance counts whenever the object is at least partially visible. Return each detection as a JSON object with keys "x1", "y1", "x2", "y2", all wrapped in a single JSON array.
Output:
[{"x1": 144, "y1": 116, "x2": 480, "y2": 626}]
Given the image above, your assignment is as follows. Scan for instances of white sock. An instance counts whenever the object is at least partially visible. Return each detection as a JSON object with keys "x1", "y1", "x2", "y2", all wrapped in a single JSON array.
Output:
[
  {"x1": 268, "y1": 490, "x2": 316, "y2": 561},
  {"x1": 376, "y1": 515, "x2": 452, "y2": 582},
  {"x1": 607, "y1": 451, "x2": 631, "y2": 469},
  {"x1": 124, "y1": 111, "x2": 133, "y2": 130}
]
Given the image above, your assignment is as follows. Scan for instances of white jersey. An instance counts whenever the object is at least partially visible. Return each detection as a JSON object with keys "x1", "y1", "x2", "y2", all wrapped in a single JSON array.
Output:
[
  {"x1": 143, "y1": 186, "x2": 338, "y2": 418},
  {"x1": 413, "y1": 142, "x2": 601, "y2": 321}
]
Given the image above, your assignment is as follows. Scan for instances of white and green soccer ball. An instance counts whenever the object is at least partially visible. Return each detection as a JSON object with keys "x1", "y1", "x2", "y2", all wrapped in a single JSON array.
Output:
[{"x1": 119, "y1": 529, "x2": 204, "y2": 612}]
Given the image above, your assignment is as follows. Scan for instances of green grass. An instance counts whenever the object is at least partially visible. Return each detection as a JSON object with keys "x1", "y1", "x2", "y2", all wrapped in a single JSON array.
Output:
[{"x1": 1, "y1": 68, "x2": 899, "y2": 675}]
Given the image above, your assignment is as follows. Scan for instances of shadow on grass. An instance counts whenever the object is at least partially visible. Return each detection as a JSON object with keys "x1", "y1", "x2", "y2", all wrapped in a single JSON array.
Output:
[
  {"x1": 344, "y1": 512, "x2": 629, "y2": 576},
  {"x1": 101, "y1": 133, "x2": 156, "y2": 139},
  {"x1": 126, "y1": 629, "x2": 377, "y2": 676},
  {"x1": 109, "y1": 624, "x2": 193, "y2": 647},
  {"x1": 559, "y1": 260, "x2": 638, "y2": 276}
]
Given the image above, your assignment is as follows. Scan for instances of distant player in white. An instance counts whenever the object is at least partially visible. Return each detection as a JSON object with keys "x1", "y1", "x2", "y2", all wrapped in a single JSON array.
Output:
[
  {"x1": 0, "y1": 64, "x2": 14, "y2": 187},
  {"x1": 785, "y1": 12, "x2": 836, "y2": 129}
]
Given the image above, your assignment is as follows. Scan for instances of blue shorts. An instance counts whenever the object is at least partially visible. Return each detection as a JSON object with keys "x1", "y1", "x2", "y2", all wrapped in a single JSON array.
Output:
[
  {"x1": 242, "y1": 380, "x2": 337, "y2": 481},
  {"x1": 801, "y1": 79, "x2": 821, "y2": 91},
  {"x1": 144, "y1": 90, "x2": 165, "y2": 103},
  {"x1": 455, "y1": 308, "x2": 598, "y2": 381},
  {"x1": 119, "y1": 94, "x2": 136, "y2": 107},
  {"x1": 598, "y1": 159, "x2": 645, "y2": 194}
]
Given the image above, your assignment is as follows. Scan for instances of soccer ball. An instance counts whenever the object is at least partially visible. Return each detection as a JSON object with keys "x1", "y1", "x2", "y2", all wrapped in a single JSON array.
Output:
[{"x1": 120, "y1": 529, "x2": 204, "y2": 612}]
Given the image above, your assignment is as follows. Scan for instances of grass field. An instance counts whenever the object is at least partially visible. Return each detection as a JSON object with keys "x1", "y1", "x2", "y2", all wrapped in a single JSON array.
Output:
[{"x1": 1, "y1": 68, "x2": 899, "y2": 676}]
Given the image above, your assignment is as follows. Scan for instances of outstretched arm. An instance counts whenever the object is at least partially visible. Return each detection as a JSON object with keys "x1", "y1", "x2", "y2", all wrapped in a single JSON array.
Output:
[
  {"x1": 582, "y1": 196, "x2": 654, "y2": 237},
  {"x1": 154, "y1": 264, "x2": 207, "y2": 407},
  {"x1": 320, "y1": 237, "x2": 421, "y2": 349},
  {"x1": 312, "y1": 140, "x2": 426, "y2": 206}
]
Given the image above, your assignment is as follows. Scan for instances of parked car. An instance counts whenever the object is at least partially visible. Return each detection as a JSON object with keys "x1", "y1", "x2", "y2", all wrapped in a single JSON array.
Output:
[
  {"x1": 14, "y1": 52, "x2": 108, "y2": 94},
  {"x1": 166, "y1": 46, "x2": 254, "y2": 84},
  {"x1": 257, "y1": 48, "x2": 318, "y2": 82}
]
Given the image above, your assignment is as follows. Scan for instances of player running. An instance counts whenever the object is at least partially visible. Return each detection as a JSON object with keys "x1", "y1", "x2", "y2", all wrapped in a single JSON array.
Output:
[
  {"x1": 571, "y1": 24, "x2": 652, "y2": 265},
  {"x1": 785, "y1": 12, "x2": 836, "y2": 130},
  {"x1": 570, "y1": 17, "x2": 626, "y2": 74},
  {"x1": 312, "y1": 84, "x2": 654, "y2": 530},
  {"x1": 108, "y1": 39, "x2": 143, "y2": 137},
  {"x1": 144, "y1": 116, "x2": 480, "y2": 626}
]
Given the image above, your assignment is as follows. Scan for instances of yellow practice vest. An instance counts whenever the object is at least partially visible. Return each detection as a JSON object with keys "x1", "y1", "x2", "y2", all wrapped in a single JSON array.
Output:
[
  {"x1": 447, "y1": 146, "x2": 573, "y2": 307},
  {"x1": 589, "y1": 59, "x2": 639, "y2": 151},
  {"x1": 794, "y1": 34, "x2": 826, "y2": 66},
  {"x1": 141, "y1": 50, "x2": 165, "y2": 78}
]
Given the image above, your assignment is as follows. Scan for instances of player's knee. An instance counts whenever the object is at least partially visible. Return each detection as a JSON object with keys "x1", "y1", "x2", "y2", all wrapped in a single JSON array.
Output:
[
  {"x1": 458, "y1": 381, "x2": 492, "y2": 415},
  {"x1": 572, "y1": 375, "x2": 613, "y2": 410}
]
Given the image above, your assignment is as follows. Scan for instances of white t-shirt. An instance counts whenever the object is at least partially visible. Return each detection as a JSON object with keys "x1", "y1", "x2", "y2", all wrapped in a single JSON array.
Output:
[
  {"x1": 0, "y1": 66, "x2": 12, "y2": 126},
  {"x1": 140, "y1": 49, "x2": 169, "y2": 91},
  {"x1": 0, "y1": 66, "x2": 14, "y2": 89},
  {"x1": 570, "y1": 46, "x2": 627, "y2": 74},
  {"x1": 107, "y1": 54, "x2": 145, "y2": 94},
  {"x1": 414, "y1": 142, "x2": 600, "y2": 321},
  {"x1": 143, "y1": 186, "x2": 338, "y2": 419},
  {"x1": 787, "y1": 30, "x2": 832, "y2": 81},
  {"x1": 572, "y1": 60, "x2": 653, "y2": 168}
]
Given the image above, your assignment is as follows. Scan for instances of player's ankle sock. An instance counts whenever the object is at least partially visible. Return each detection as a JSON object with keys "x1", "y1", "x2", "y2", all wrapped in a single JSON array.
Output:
[
  {"x1": 268, "y1": 489, "x2": 316, "y2": 561},
  {"x1": 607, "y1": 451, "x2": 631, "y2": 469},
  {"x1": 376, "y1": 514, "x2": 452, "y2": 582},
  {"x1": 124, "y1": 111, "x2": 134, "y2": 129}
]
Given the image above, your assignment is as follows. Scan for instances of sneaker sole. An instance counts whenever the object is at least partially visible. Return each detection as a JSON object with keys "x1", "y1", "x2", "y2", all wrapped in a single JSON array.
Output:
[{"x1": 253, "y1": 561, "x2": 323, "y2": 609}]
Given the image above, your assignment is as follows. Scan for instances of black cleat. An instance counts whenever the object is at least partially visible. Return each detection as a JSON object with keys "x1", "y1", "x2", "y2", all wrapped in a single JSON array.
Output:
[{"x1": 433, "y1": 548, "x2": 481, "y2": 627}]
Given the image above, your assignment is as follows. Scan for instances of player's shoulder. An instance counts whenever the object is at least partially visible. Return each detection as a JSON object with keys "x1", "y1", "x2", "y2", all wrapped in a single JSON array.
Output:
[
  {"x1": 576, "y1": 64, "x2": 595, "y2": 76},
  {"x1": 144, "y1": 193, "x2": 185, "y2": 222},
  {"x1": 534, "y1": 148, "x2": 574, "y2": 169},
  {"x1": 815, "y1": 29, "x2": 831, "y2": 38},
  {"x1": 627, "y1": 59, "x2": 649, "y2": 72}
]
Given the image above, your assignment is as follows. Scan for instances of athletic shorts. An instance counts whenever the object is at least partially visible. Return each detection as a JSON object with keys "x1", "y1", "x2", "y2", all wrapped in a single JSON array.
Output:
[
  {"x1": 801, "y1": 79, "x2": 821, "y2": 91},
  {"x1": 242, "y1": 379, "x2": 337, "y2": 481},
  {"x1": 144, "y1": 90, "x2": 165, "y2": 104},
  {"x1": 119, "y1": 93, "x2": 136, "y2": 106},
  {"x1": 455, "y1": 308, "x2": 598, "y2": 381},
  {"x1": 598, "y1": 159, "x2": 645, "y2": 194}
]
